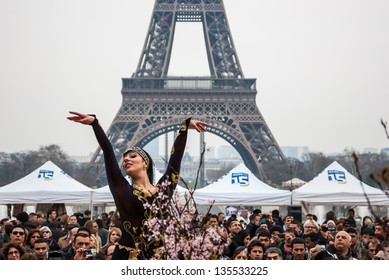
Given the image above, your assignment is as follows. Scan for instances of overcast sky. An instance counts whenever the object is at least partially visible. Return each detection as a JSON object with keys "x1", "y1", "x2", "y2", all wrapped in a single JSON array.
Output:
[{"x1": 1, "y1": 0, "x2": 389, "y2": 158}]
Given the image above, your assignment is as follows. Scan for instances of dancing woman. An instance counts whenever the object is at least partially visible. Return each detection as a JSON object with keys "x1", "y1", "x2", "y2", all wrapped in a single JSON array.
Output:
[{"x1": 67, "y1": 112, "x2": 207, "y2": 259}]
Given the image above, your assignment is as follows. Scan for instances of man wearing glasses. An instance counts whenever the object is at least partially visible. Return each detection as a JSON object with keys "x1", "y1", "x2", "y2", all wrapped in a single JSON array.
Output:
[
  {"x1": 303, "y1": 219, "x2": 319, "y2": 235},
  {"x1": 0, "y1": 225, "x2": 33, "y2": 256}
]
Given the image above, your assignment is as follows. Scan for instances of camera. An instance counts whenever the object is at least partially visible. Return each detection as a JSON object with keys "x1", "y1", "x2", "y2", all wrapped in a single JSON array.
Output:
[
  {"x1": 83, "y1": 249, "x2": 96, "y2": 260},
  {"x1": 321, "y1": 225, "x2": 328, "y2": 232},
  {"x1": 315, "y1": 245, "x2": 326, "y2": 252},
  {"x1": 48, "y1": 251, "x2": 63, "y2": 260}
]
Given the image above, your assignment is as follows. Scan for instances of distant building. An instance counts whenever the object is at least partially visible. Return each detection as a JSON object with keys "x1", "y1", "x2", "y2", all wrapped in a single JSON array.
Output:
[
  {"x1": 363, "y1": 147, "x2": 379, "y2": 154},
  {"x1": 281, "y1": 146, "x2": 310, "y2": 161},
  {"x1": 217, "y1": 145, "x2": 240, "y2": 159},
  {"x1": 69, "y1": 153, "x2": 93, "y2": 163},
  {"x1": 381, "y1": 147, "x2": 389, "y2": 155}
]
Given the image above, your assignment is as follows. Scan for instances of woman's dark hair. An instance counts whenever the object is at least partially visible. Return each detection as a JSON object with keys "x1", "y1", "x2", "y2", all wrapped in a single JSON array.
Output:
[
  {"x1": 3, "y1": 242, "x2": 25, "y2": 259},
  {"x1": 143, "y1": 149, "x2": 154, "y2": 184},
  {"x1": 27, "y1": 229, "x2": 43, "y2": 246},
  {"x1": 232, "y1": 246, "x2": 247, "y2": 259}
]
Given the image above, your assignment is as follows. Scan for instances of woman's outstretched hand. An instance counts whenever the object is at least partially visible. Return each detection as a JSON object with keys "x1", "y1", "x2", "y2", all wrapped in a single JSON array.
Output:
[
  {"x1": 67, "y1": 111, "x2": 95, "y2": 125},
  {"x1": 189, "y1": 119, "x2": 208, "y2": 132}
]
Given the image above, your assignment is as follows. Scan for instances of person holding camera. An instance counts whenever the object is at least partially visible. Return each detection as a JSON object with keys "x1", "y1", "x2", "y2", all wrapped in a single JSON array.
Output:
[
  {"x1": 62, "y1": 233, "x2": 91, "y2": 260},
  {"x1": 313, "y1": 230, "x2": 356, "y2": 260}
]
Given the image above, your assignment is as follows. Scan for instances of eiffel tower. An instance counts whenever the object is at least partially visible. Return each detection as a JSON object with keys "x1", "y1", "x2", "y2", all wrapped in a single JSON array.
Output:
[{"x1": 90, "y1": 0, "x2": 286, "y2": 183}]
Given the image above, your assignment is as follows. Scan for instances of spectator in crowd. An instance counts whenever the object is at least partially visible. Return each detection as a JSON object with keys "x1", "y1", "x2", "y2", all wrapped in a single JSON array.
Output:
[
  {"x1": 33, "y1": 238, "x2": 49, "y2": 260},
  {"x1": 217, "y1": 212, "x2": 226, "y2": 227},
  {"x1": 99, "y1": 227, "x2": 122, "y2": 259},
  {"x1": 345, "y1": 208, "x2": 357, "y2": 228},
  {"x1": 58, "y1": 223, "x2": 80, "y2": 249},
  {"x1": 247, "y1": 239, "x2": 265, "y2": 260},
  {"x1": 361, "y1": 227, "x2": 376, "y2": 250},
  {"x1": 1, "y1": 224, "x2": 33, "y2": 255},
  {"x1": 305, "y1": 213, "x2": 315, "y2": 222},
  {"x1": 367, "y1": 239, "x2": 380, "y2": 260},
  {"x1": 26, "y1": 229, "x2": 43, "y2": 251},
  {"x1": 361, "y1": 216, "x2": 374, "y2": 231},
  {"x1": 374, "y1": 241, "x2": 389, "y2": 260},
  {"x1": 373, "y1": 220, "x2": 387, "y2": 241},
  {"x1": 3, "y1": 242, "x2": 25, "y2": 260},
  {"x1": 314, "y1": 230, "x2": 355, "y2": 260},
  {"x1": 269, "y1": 225, "x2": 284, "y2": 247},
  {"x1": 346, "y1": 227, "x2": 365, "y2": 259},
  {"x1": 231, "y1": 246, "x2": 248, "y2": 260},
  {"x1": 303, "y1": 232, "x2": 319, "y2": 251},
  {"x1": 223, "y1": 229, "x2": 250, "y2": 259},
  {"x1": 16, "y1": 211, "x2": 37, "y2": 231},
  {"x1": 282, "y1": 216, "x2": 293, "y2": 231},
  {"x1": 245, "y1": 214, "x2": 259, "y2": 238},
  {"x1": 101, "y1": 213, "x2": 109, "y2": 229},
  {"x1": 68, "y1": 215, "x2": 78, "y2": 224},
  {"x1": 59, "y1": 213, "x2": 69, "y2": 231},
  {"x1": 323, "y1": 210, "x2": 338, "y2": 225},
  {"x1": 271, "y1": 209, "x2": 283, "y2": 227},
  {"x1": 78, "y1": 210, "x2": 92, "y2": 226},
  {"x1": 290, "y1": 237, "x2": 307, "y2": 260},
  {"x1": 316, "y1": 222, "x2": 334, "y2": 245},
  {"x1": 43, "y1": 209, "x2": 60, "y2": 228},
  {"x1": 63, "y1": 232, "x2": 91, "y2": 260},
  {"x1": 100, "y1": 243, "x2": 116, "y2": 260},
  {"x1": 85, "y1": 220, "x2": 102, "y2": 250},
  {"x1": 303, "y1": 219, "x2": 319, "y2": 235},
  {"x1": 265, "y1": 246, "x2": 283, "y2": 260},
  {"x1": 96, "y1": 218, "x2": 109, "y2": 246},
  {"x1": 227, "y1": 218, "x2": 242, "y2": 238},
  {"x1": 40, "y1": 226, "x2": 61, "y2": 252},
  {"x1": 256, "y1": 229, "x2": 271, "y2": 249},
  {"x1": 279, "y1": 228, "x2": 297, "y2": 260},
  {"x1": 0, "y1": 217, "x2": 11, "y2": 243}
]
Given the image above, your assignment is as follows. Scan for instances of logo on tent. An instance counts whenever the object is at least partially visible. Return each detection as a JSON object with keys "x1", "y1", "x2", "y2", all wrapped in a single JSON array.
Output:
[
  {"x1": 231, "y1": 172, "x2": 249, "y2": 187},
  {"x1": 38, "y1": 170, "x2": 54, "y2": 180},
  {"x1": 327, "y1": 170, "x2": 347, "y2": 184}
]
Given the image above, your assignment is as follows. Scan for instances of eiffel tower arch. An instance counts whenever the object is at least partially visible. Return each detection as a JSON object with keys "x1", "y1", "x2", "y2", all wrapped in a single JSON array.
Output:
[{"x1": 90, "y1": 0, "x2": 286, "y2": 183}]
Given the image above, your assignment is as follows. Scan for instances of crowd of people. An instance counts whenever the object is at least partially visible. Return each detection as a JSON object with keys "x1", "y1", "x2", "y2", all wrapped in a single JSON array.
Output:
[
  {"x1": 0, "y1": 209, "x2": 121, "y2": 260},
  {"x1": 0, "y1": 207, "x2": 388, "y2": 260}
]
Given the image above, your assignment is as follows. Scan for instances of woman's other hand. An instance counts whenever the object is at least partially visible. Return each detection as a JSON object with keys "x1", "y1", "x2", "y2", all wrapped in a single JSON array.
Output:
[
  {"x1": 189, "y1": 119, "x2": 208, "y2": 132},
  {"x1": 67, "y1": 111, "x2": 95, "y2": 125}
]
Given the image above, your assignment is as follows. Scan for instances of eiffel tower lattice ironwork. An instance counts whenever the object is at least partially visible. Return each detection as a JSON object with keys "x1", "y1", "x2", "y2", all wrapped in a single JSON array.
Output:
[{"x1": 90, "y1": 0, "x2": 286, "y2": 182}]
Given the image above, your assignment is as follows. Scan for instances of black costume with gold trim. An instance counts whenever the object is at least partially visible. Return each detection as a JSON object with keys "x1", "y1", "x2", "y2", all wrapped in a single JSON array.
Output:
[{"x1": 91, "y1": 117, "x2": 191, "y2": 260}]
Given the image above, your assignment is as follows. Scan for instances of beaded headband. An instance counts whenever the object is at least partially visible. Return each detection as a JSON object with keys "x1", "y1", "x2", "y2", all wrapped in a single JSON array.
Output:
[{"x1": 123, "y1": 147, "x2": 150, "y2": 166}]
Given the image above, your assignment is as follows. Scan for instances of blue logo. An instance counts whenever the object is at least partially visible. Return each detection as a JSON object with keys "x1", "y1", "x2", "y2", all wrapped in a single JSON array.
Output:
[
  {"x1": 231, "y1": 172, "x2": 249, "y2": 187},
  {"x1": 327, "y1": 170, "x2": 347, "y2": 184},
  {"x1": 38, "y1": 170, "x2": 54, "y2": 180}
]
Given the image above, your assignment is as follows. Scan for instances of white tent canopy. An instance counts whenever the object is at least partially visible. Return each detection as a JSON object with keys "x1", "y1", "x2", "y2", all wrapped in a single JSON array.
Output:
[
  {"x1": 292, "y1": 161, "x2": 389, "y2": 206},
  {"x1": 193, "y1": 163, "x2": 291, "y2": 206},
  {"x1": 0, "y1": 161, "x2": 93, "y2": 204}
]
